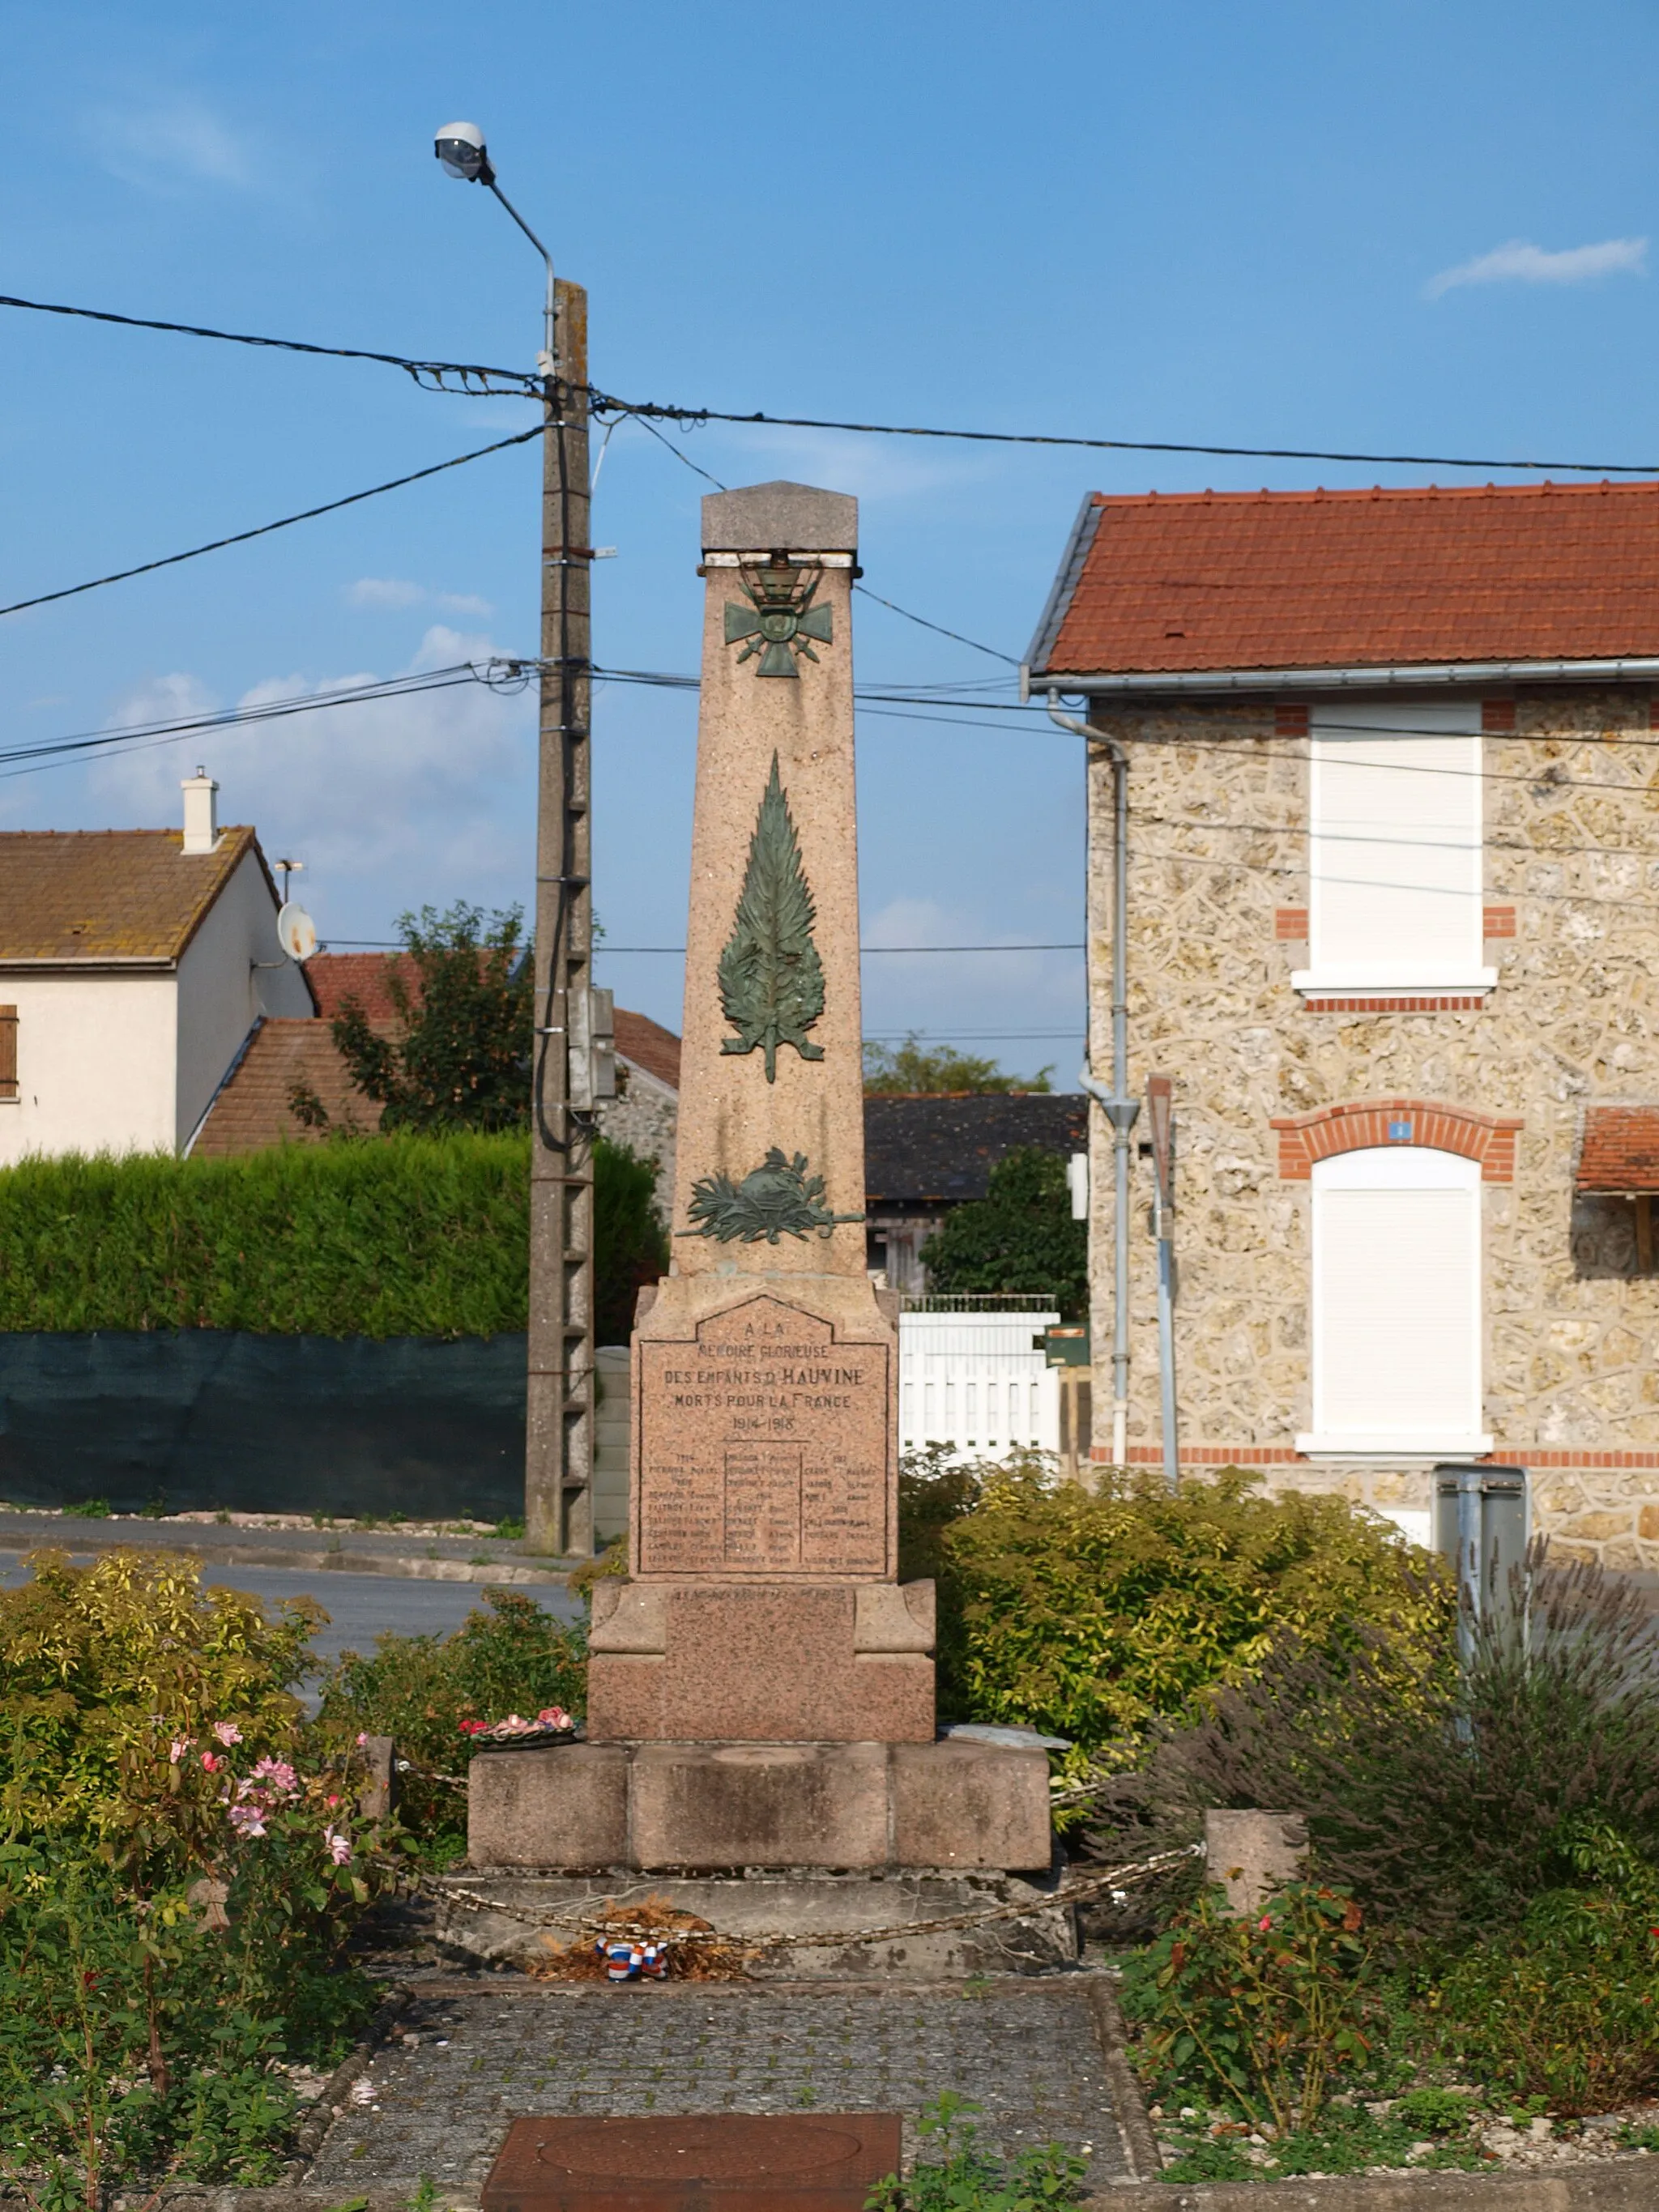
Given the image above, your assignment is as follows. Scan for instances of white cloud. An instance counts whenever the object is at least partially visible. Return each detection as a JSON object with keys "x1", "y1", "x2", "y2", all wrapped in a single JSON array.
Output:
[
  {"x1": 1426, "y1": 236, "x2": 1648, "y2": 300},
  {"x1": 85, "y1": 97, "x2": 254, "y2": 193},
  {"x1": 88, "y1": 628, "x2": 535, "y2": 931},
  {"x1": 347, "y1": 578, "x2": 494, "y2": 617}
]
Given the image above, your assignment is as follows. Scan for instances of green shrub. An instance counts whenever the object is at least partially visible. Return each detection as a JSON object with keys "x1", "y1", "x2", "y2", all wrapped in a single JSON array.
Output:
[
  {"x1": 0, "y1": 1132, "x2": 663, "y2": 1340},
  {"x1": 933, "y1": 1464, "x2": 1448, "y2": 1748},
  {"x1": 1421, "y1": 1822, "x2": 1659, "y2": 2115},
  {"x1": 1158, "y1": 1554, "x2": 1659, "y2": 1937},
  {"x1": 1121, "y1": 1882, "x2": 1375, "y2": 2133},
  {"x1": 922, "y1": 1149, "x2": 1086, "y2": 1319},
  {"x1": 0, "y1": 1549, "x2": 313, "y2": 1867},
  {"x1": 0, "y1": 1554, "x2": 384, "y2": 2206},
  {"x1": 316, "y1": 1588, "x2": 586, "y2": 1856}
]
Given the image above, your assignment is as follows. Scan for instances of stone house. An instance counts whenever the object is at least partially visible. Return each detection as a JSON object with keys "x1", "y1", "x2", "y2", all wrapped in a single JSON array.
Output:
[
  {"x1": 0, "y1": 772, "x2": 313, "y2": 1161},
  {"x1": 1026, "y1": 479, "x2": 1659, "y2": 1563}
]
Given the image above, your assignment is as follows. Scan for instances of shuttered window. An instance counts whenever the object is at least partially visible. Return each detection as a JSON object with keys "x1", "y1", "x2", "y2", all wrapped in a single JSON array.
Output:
[
  {"x1": 0, "y1": 1007, "x2": 15, "y2": 1102},
  {"x1": 1295, "y1": 700, "x2": 1492, "y2": 993},
  {"x1": 1298, "y1": 1144, "x2": 1489, "y2": 1455}
]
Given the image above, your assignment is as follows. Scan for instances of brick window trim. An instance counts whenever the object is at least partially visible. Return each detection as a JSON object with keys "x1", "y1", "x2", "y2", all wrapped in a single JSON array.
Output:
[
  {"x1": 1269, "y1": 1097, "x2": 1522, "y2": 1182},
  {"x1": 1274, "y1": 697, "x2": 1515, "y2": 738},
  {"x1": 1301, "y1": 995, "x2": 1487, "y2": 1013},
  {"x1": 1273, "y1": 904, "x2": 1516, "y2": 942}
]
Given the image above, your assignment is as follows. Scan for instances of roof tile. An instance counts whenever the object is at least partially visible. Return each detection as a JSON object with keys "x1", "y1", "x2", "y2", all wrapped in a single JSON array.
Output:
[{"x1": 1033, "y1": 482, "x2": 1659, "y2": 676}]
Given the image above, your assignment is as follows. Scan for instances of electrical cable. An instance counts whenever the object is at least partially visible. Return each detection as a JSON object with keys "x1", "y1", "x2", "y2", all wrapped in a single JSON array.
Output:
[
  {"x1": 589, "y1": 386, "x2": 1659, "y2": 480},
  {"x1": 851, "y1": 585, "x2": 1018, "y2": 665},
  {"x1": 11, "y1": 291, "x2": 1659, "y2": 476},
  {"x1": 0, "y1": 427, "x2": 544, "y2": 620},
  {"x1": 0, "y1": 292, "x2": 539, "y2": 396}
]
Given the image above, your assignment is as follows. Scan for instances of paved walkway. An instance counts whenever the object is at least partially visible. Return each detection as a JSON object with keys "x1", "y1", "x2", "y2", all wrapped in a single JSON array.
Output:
[{"x1": 303, "y1": 1978, "x2": 1133, "y2": 2197}]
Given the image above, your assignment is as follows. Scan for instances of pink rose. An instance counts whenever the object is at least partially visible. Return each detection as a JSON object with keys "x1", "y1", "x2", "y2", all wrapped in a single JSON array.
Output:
[
  {"x1": 212, "y1": 1721, "x2": 242, "y2": 1746},
  {"x1": 169, "y1": 1738, "x2": 194, "y2": 1764},
  {"x1": 199, "y1": 1751, "x2": 222, "y2": 1772},
  {"x1": 323, "y1": 1827, "x2": 352, "y2": 1866}
]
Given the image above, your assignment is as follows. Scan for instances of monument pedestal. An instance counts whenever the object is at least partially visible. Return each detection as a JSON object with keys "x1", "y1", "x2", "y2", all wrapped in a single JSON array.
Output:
[{"x1": 467, "y1": 1736, "x2": 1054, "y2": 1874}]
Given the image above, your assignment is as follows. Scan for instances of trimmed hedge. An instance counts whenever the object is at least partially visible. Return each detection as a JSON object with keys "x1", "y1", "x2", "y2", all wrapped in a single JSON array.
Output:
[{"x1": 0, "y1": 1135, "x2": 667, "y2": 1340}]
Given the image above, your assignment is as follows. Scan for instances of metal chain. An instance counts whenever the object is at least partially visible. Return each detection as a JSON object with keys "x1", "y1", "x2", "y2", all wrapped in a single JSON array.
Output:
[{"x1": 407, "y1": 1844, "x2": 1201, "y2": 1954}]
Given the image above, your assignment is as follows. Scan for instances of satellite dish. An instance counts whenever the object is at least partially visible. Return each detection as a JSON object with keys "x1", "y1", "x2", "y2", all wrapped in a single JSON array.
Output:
[{"x1": 276, "y1": 903, "x2": 318, "y2": 962}]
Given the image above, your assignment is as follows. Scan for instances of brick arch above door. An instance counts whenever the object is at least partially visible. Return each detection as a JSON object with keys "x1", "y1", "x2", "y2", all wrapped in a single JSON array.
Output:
[{"x1": 1269, "y1": 1097, "x2": 1522, "y2": 1183}]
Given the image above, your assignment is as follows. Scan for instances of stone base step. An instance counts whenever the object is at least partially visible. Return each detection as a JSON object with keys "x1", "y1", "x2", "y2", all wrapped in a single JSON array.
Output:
[{"x1": 428, "y1": 1865, "x2": 1079, "y2": 1980}]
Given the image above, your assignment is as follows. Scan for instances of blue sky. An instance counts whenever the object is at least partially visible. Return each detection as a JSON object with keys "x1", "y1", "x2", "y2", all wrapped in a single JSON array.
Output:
[{"x1": 3, "y1": 0, "x2": 1658, "y2": 1079}]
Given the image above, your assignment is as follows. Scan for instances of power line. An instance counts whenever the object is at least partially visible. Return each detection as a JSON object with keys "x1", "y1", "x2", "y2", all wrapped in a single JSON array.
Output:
[
  {"x1": 851, "y1": 585, "x2": 1017, "y2": 665},
  {"x1": 0, "y1": 428, "x2": 544, "y2": 620},
  {"x1": 591, "y1": 386, "x2": 1659, "y2": 481},
  {"x1": 0, "y1": 661, "x2": 527, "y2": 781},
  {"x1": 10, "y1": 290, "x2": 1659, "y2": 478},
  {"x1": 0, "y1": 292, "x2": 539, "y2": 397}
]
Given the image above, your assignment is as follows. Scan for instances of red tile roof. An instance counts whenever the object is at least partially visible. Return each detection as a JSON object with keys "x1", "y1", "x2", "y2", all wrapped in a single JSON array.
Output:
[
  {"x1": 303, "y1": 952, "x2": 419, "y2": 1023},
  {"x1": 1029, "y1": 481, "x2": 1659, "y2": 680},
  {"x1": 1577, "y1": 1107, "x2": 1659, "y2": 1194},
  {"x1": 196, "y1": 1002, "x2": 678, "y2": 1151},
  {"x1": 191, "y1": 1020, "x2": 386, "y2": 1156},
  {"x1": 615, "y1": 1008, "x2": 680, "y2": 1090},
  {"x1": 0, "y1": 828, "x2": 262, "y2": 962}
]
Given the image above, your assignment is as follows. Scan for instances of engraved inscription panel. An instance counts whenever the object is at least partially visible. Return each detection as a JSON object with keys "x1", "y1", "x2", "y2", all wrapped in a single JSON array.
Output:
[{"x1": 638, "y1": 1298, "x2": 892, "y2": 1577}]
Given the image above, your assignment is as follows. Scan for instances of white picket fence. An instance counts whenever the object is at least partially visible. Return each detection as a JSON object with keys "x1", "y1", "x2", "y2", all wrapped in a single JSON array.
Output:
[{"x1": 897, "y1": 1298, "x2": 1060, "y2": 1462}]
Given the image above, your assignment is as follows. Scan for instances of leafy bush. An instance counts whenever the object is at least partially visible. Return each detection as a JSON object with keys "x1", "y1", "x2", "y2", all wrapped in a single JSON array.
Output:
[
  {"x1": 923, "y1": 1149, "x2": 1085, "y2": 1319},
  {"x1": 932, "y1": 1464, "x2": 1448, "y2": 1749},
  {"x1": 0, "y1": 1552, "x2": 382, "y2": 2206},
  {"x1": 0, "y1": 1131, "x2": 663, "y2": 1340},
  {"x1": 317, "y1": 1588, "x2": 586, "y2": 1855},
  {"x1": 1421, "y1": 1822, "x2": 1659, "y2": 2115},
  {"x1": 1122, "y1": 1882, "x2": 1375, "y2": 2133},
  {"x1": 0, "y1": 1549, "x2": 314, "y2": 1866},
  {"x1": 1158, "y1": 1553, "x2": 1659, "y2": 1937}
]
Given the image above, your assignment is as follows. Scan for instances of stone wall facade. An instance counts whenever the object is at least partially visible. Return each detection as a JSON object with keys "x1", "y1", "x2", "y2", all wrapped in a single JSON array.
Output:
[
  {"x1": 1084, "y1": 684, "x2": 1659, "y2": 1568},
  {"x1": 595, "y1": 1059, "x2": 678, "y2": 1225}
]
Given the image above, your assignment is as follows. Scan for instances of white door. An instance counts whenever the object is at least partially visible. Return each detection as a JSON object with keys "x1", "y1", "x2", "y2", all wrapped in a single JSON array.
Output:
[{"x1": 1299, "y1": 1144, "x2": 1488, "y2": 1456}]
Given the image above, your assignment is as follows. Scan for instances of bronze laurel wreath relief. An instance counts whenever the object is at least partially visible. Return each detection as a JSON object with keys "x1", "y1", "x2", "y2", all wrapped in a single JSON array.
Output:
[
  {"x1": 680, "y1": 1149, "x2": 864, "y2": 1244},
  {"x1": 719, "y1": 752, "x2": 825, "y2": 1083}
]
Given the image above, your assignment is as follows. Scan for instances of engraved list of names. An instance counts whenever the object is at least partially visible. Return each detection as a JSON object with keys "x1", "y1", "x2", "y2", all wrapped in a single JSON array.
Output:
[{"x1": 637, "y1": 1297, "x2": 891, "y2": 1577}]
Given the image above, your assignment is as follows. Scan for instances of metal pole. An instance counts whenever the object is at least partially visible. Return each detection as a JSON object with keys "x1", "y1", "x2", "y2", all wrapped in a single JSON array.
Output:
[
  {"x1": 1048, "y1": 694, "x2": 1137, "y2": 1466},
  {"x1": 1147, "y1": 1073, "x2": 1179, "y2": 1492},
  {"x1": 524, "y1": 279, "x2": 595, "y2": 1556}
]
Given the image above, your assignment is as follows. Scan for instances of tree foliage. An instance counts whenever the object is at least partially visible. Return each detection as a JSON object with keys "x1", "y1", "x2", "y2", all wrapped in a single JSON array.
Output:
[
  {"x1": 923, "y1": 1146, "x2": 1085, "y2": 1317},
  {"x1": 863, "y1": 1035, "x2": 1052, "y2": 1094},
  {"x1": 303, "y1": 901, "x2": 531, "y2": 1136}
]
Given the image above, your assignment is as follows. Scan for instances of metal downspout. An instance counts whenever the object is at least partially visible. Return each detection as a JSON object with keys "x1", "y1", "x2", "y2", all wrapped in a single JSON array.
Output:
[{"x1": 1048, "y1": 692, "x2": 1138, "y2": 1468}]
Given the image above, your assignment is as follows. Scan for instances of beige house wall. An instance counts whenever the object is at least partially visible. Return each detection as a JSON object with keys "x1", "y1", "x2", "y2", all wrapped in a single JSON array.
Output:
[{"x1": 1084, "y1": 684, "x2": 1659, "y2": 1566}]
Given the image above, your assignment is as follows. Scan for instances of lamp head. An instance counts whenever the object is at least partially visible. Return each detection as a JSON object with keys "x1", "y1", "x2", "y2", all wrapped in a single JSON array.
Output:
[{"x1": 434, "y1": 120, "x2": 493, "y2": 185}]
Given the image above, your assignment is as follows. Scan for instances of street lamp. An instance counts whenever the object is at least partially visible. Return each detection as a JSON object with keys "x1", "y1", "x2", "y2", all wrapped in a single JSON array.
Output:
[
  {"x1": 433, "y1": 120, "x2": 557, "y2": 376},
  {"x1": 431, "y1": 119, "x2": 598, "y2": 1557}
]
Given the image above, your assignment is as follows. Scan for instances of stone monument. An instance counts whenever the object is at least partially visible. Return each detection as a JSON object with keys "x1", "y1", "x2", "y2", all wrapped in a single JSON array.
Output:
[{"x1": 469, "y1": 483, "x2": 1051, "y2": 1878}]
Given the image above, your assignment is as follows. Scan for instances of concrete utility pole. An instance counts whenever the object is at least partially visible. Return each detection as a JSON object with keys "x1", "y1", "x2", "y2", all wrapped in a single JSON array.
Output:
[
  {"x1": 526, "y1": 277, "x2": 597, "y2": 1557},
  {"x1": 432, "y1": 124, "x2": 601, "y2": 1554}
]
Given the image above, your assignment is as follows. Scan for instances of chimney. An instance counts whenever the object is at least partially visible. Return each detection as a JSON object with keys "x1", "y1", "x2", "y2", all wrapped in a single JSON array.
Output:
[{"x1": 181, "y1": 767, "x2": 219, "y2": 855}]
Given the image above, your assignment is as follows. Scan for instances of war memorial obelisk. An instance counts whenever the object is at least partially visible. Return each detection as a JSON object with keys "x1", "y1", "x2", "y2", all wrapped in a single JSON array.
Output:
[{"x1": 472, "y1": 483, "x2": 1050, "y2": 1874}]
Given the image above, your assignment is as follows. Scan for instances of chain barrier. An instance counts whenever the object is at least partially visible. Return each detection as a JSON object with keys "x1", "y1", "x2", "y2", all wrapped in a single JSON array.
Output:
[{"x1": 402, "y1": 1843, "x2": 1201, "y2": 1956}]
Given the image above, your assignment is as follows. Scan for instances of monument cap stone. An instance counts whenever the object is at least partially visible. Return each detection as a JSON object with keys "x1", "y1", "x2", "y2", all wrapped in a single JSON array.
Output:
[{"x1": 702, "y1": 480, "x2": 858, "y2": 556}]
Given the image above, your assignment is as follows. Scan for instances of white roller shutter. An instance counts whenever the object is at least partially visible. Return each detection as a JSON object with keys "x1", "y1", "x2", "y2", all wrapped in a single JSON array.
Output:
[
  {"x1": 1301, "y1": 700, "x2": 1489, "y2": 991},
  {"x1": 1300, "y1": 1146, "x2": 1487, "y2": 1455}
]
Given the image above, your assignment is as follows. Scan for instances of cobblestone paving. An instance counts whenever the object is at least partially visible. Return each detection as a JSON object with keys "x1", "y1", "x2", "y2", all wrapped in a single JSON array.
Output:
[{"x1": 305, "y1": 1980, "x2": 1130, "y2": 2196}]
